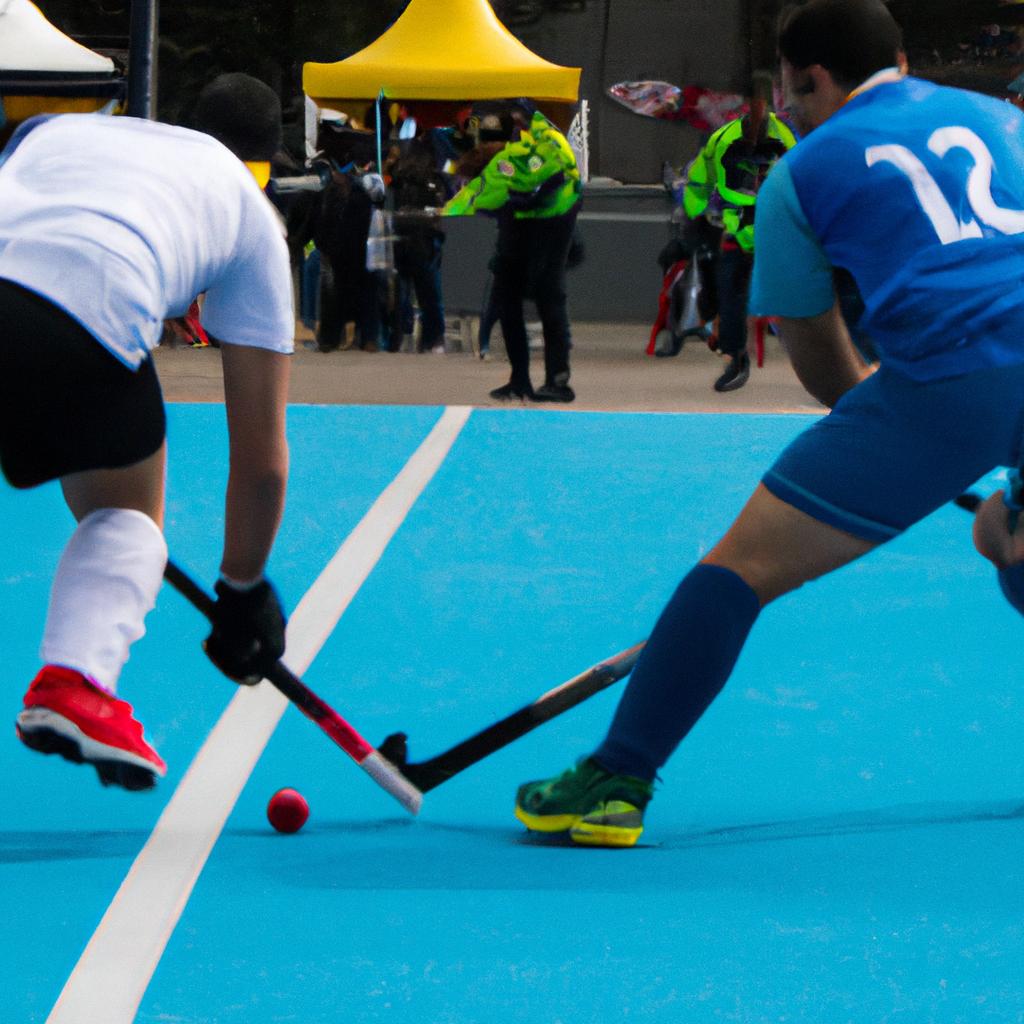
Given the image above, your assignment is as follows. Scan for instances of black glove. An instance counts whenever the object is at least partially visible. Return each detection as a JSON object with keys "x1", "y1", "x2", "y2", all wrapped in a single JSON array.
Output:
[{"x1": 204, "y1": 577, "x2": 287, "y2": 685}]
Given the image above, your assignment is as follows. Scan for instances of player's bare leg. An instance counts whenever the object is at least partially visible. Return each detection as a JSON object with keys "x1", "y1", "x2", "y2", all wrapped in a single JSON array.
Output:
[
  {"x1": 703, "y1": 483, "x2": 876, "y2": 604},
  {"x1": 60, "y1": 440, "x2": 167, "y2": 526}
]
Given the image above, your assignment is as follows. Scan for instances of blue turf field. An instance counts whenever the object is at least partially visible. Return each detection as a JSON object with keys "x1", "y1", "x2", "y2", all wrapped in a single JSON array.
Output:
[{"x1": 2, "y1": 405, "x2": 1023, "y2": 1023}]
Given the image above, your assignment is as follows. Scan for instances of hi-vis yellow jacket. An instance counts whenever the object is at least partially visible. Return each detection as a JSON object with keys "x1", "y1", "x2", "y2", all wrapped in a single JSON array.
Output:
[
  {"x1": 444, "y1": 111, "x2": 581, "y2": 220},
  {"x1": 683, "y1": 112, "x2": 795, "y2": 252}
]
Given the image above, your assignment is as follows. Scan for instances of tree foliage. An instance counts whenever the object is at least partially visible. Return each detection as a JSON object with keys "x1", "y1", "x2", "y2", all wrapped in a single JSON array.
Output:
[{"x1": 39, "y1": 0, "x2": 407, "y2": 128}]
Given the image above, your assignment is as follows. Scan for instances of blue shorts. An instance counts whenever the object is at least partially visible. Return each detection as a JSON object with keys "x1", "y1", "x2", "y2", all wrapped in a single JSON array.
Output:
[{"x1": 763, "y1": 362, "x2": 1024, "y2": 542}]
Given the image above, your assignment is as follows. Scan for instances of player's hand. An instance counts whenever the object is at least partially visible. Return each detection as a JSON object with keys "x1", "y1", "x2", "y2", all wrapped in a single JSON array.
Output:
[{"x1": 204, "y1": 577, "x2": 286, "y2": 684}]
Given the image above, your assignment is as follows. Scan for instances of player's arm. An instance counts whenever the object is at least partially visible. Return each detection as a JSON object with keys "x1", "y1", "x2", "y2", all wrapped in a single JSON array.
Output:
[
  {"x1": 198, "y1": 341, "x2": 290, "y2": 685},
  {"x1": 776, "y1": 303, "x2": 872, "y2": 409},
  {"x1": 974, "y1": 471, "x2": 1024, "y2": 570},
  {"x1": 750, "y1": 159, "x2": 870, "y2": 407},
  {"x1": 195, "y1": 179, "x2": 295, "y2": 685},
  {"x1": 443, "y1": 142, "x2": 516, "y2": 217},
  {"x1": 219, "y1": 342, "x2": 290, "y2": 582},
  {"x1": 973, "y1": 471, "x2": 1024, "y2": 622}
]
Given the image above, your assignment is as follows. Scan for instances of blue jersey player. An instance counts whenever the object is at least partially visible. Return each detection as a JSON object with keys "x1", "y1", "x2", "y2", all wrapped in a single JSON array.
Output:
[{"x1": 515, "y1": 0, "x2": 1024, "y2": 847}]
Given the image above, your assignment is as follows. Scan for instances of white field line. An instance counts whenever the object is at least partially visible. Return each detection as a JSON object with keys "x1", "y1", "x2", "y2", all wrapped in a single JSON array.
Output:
[{"x1": 46, "y1": 405, "x2": 472, "y2": 1024}]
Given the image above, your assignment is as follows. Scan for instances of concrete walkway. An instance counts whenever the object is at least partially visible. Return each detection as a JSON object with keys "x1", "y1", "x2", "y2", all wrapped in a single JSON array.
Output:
[{"x1": 154, "y1": 320, "x2": 823, "y2": 414}]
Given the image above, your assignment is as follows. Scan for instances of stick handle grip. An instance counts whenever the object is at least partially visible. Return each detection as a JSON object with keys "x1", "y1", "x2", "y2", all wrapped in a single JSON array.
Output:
[{"x1": 163, "y1": 560, "x2": 422, "y2": 814}]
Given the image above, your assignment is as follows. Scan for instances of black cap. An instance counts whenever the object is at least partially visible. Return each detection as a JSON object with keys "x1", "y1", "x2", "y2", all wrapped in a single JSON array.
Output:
[{"x1": 192, "y1": 73, "x2": 282, "y2": 161}]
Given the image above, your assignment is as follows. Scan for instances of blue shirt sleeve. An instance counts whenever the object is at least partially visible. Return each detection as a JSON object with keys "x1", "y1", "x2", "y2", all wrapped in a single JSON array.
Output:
[{"x1": 749, "y1": 159, "x2": 835, "y2": 318}]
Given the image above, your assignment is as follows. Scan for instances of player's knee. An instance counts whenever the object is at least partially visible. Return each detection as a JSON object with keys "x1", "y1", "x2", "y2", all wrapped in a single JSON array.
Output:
[{"x1": 700, "y1": 551, "x2": 806, "y2": 606}]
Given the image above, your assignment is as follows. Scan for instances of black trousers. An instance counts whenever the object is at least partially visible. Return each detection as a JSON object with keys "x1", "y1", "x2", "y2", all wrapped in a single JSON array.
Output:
[
  {"x1": 715, "y1": 244, "x2": 753, "y2": 359},
  {"x1": 492, "y1": 207, "x2": 578, "y2": 389},
  {"x1": 394, "y1": 236, "x2": 445, "y2": 353}
]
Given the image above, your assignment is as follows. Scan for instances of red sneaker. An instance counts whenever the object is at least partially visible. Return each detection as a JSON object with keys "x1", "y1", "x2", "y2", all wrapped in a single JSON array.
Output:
[{"x1": 16, "y1": 665, "x2": 167, "y2": 791}]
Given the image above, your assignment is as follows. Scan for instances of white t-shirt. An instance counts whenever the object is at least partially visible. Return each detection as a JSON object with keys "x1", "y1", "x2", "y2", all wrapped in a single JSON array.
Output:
[{"x1": 0, "y1": 114, "x2": 294, "y2": 368}]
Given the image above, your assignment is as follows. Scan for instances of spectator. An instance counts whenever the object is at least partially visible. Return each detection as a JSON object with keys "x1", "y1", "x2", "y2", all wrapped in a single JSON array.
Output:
[
  {"x1": 311, "y1": 117, "x2": 386, "y2": 352},
  {"x1": 313, "y1": 163, "x2": 385, "y2": 352},
  {"x1": 387, "y1": 138, "x2": 448, "y2": 354},
  {"x1": 444, "y1": 107, "x2": 582, "y2": 403},
  {"x1": 682, "y1": 72, "x2": 796, "y2": 391},
  {"x1": 424, "y1": 111, "x2": 477, "y2": 196}
]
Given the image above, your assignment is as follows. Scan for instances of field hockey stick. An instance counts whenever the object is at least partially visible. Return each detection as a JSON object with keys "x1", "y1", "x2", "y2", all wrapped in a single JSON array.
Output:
[
  {"x1": 377, "y1": 641, "x2": 646, "y2": 793},
  {"x1": 163, "y1": 560, "x2": 423, "y2": 815},
  {"x1": 953, "y1": 492, "x2": 983, "y2": 514}
]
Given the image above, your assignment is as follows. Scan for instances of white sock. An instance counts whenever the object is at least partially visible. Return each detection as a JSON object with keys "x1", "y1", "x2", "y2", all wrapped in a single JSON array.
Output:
[{"x1": 41, "y1": 508, "x2": 168, "y2": 693}]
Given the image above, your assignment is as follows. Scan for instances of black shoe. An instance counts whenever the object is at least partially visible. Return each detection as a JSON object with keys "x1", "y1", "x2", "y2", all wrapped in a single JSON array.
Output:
[
  {"x1": 654, "y1": 333, "x2": 684, "y2": 358},
  {"x1": 490, "y1": 381, "x2": 535, "y2": 402},
  {"x1": 713, "y1": 351, "x2": 750, "y2": 392},
  {"x1": 533, "y1": 382, "x2": 576, "y2": 403}
]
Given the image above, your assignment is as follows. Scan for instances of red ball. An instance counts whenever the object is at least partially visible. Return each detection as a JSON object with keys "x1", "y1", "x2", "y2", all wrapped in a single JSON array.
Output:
[{"x1": 267, "y1": 788, "x2": 310, "y2": 834}]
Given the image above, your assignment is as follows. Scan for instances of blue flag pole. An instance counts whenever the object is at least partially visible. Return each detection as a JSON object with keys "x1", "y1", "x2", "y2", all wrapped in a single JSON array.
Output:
[{"x1": 376, "y1": 88, "x2": 385, "y2": 172}]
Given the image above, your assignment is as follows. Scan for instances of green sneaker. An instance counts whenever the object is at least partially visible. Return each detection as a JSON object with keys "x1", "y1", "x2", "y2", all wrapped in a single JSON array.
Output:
[{"x1": 514, "y1": 757, "x2": 654, "y2": 848}]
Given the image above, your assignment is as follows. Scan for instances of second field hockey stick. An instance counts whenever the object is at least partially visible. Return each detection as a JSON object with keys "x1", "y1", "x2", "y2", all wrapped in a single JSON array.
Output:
[
  {"x1": 953, "y1": 492, "x2": 983, "y2": 514},
  {"x1": 163, "y1": 560, "x2": 423, "y2": 815},
  {"x1": 377, "y1": 641, "x2": 646, "y2": 793}
]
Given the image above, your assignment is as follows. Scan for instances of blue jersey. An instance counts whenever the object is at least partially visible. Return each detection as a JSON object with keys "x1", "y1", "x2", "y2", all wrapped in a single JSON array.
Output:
[{"x1": 750, "y1": 76, "x2": 1024, "y2": 380}]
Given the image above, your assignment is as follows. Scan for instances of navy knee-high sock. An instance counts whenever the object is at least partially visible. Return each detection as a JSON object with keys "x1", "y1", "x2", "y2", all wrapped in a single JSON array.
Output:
[{"x1": 593, "y1": 563, "x2": 761, "y2": 781}]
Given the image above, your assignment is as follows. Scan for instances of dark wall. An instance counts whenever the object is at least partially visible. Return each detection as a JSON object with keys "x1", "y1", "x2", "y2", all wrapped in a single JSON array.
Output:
[{"x1": 515, "y1": 0, "x2": 748, "y2": 183}]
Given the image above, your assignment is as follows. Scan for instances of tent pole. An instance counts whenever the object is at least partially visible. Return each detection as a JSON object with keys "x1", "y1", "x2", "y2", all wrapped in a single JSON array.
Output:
[
  {"x1": 127, "y1": 0, "x2": 159, "y2": 119},
  {"x1": 376, "y1": 88, "x2": 385, "y2": 172}
]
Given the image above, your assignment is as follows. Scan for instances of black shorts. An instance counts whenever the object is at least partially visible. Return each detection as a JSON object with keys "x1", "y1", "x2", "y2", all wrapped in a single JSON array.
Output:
[{"x1": 0, "y1": 278, "x2": 166, "y2": 489}]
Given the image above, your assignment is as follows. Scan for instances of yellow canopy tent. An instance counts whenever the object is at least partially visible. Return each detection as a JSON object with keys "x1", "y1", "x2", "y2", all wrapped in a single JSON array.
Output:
[
  {"x1": 303, "y1": 0, "x2": 580, "y2": 129},
  {"x1": 0, "y1": 0, "x2": 123, "y2": 140}
]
